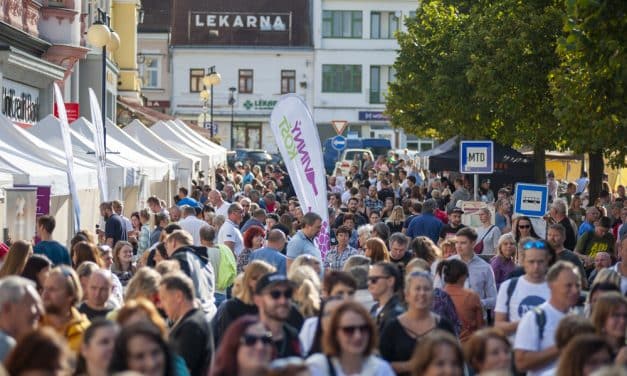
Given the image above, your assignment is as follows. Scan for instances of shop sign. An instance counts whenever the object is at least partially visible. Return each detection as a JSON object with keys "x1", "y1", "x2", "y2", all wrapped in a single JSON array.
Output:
[
  {"x1": 191, "y1": 12, "x2": 289, "y2": 32},
  {"x1": 358, "y1": 111, "x2": 389, "y2": 121},
  {"x1": 54, "y1": 102, "x2": 79, "y2": 123},
  {"x1": 1, "y1": 79, "x2": 39, "y2": 126},
  {"x1": 243, "y1": 99, "x2": 278, "y2": 111}
]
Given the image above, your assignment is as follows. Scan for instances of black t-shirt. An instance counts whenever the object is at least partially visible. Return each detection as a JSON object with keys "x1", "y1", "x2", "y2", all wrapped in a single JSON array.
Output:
[
  {"x1": 559, "y1": 217, "x2": 577, "y2": 251},
  {"x1": 378, "y1": 188, "x2": 395, "y2": 204},
  {"x1": 78, "y1": 302, "x2": 113, "y2": 320},
  {"x1": 170, "y1": 308, "x2": 214, "y2": 376},
  {"x1": 379, "y1": 315, "x2": 456, "y2": 376},
  {"x1": 105, "y1": 214, "x2": 127, "y2": 247},
  {"x1": 274, "y1": 324, "x2": 302, "y2": 358},
  {"x1": 439, "y1": 223, "x2": 466, "y2": 240}
]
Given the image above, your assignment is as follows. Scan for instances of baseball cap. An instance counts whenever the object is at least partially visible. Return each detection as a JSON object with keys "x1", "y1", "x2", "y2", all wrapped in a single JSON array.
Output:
[
  {"x1": 451, "y1": 207, "x2": 464, "y2": 215},
  {"x1": 255, "y1": 272, "x2": 295, "y2": 295}
]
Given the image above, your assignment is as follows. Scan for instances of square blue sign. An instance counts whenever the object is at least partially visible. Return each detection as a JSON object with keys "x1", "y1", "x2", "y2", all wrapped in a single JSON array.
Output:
[{"x1": 460, "y1": 140, "x2": 494, "y2": 174}]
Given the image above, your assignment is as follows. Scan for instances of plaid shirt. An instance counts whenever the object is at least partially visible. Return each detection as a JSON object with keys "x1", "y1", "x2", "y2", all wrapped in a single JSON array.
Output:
[
  {"x1": 364, "y1": 197, "x2": 384, "y2": 212},
  {"x1": 324, "y1": 245, "x2": 361, "y2": 271}
]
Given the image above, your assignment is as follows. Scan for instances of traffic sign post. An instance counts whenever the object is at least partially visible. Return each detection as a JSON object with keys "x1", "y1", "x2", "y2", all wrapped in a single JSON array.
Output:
[
  {"x1": 331, "y1": 135, "x2": 347, "y2": 151},
  {"x1": 331, "y1": 120, "x2": 348, "y2": 135},
  {"x1": 460, "y1": 141, "x2": 494, "y2": 201},
  {"x1": 514, "y1": 183, "x2": 549, "y2": 217}
]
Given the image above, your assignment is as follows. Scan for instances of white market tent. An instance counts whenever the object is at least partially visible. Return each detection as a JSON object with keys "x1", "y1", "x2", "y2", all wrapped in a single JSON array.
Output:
[
  {"x1": 124, "y1": 120, "x2": 201, "y2": 191},
  {"x1": 151, "y1": 120, "x2": 213, "y2": 177},
  {"x1": 27, "y1": 115, "x2": 140, "y2": 202},
  {"x1": 0, "y1": 114, "x2": 100, "y2": 246},
  {"x1": 170, "y1": 119, "x2": 227, "y2": 167},
  {"x1": 104, "y1": 119, "x2": 175, "y2": 206}
]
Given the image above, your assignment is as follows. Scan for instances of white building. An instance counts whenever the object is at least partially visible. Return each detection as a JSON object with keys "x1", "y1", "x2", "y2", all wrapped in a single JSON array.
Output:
[{"x1": 312, "y1": 0, "x2": 432, "y2": 151}]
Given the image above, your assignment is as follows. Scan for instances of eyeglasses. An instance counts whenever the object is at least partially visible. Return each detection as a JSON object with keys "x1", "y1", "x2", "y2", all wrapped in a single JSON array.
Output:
[
  {"x1": 518, "y1": 225, "x2": 531, "y2": 229},
  {"x1": 339, "y1": 324, "x2": 370, "y2": 336},
  {"x1": 367, "y1": 275, "x2": 390, "y2": 284},
  {"x1": 268, "y1": 289, "x2": 293, "y2": 300},
  {"x1": 522, "y1": 240, "x2": 547, "y2": 250},
  {"x1": 240, "y1": 333, "x2": 273, "y2": 346}
]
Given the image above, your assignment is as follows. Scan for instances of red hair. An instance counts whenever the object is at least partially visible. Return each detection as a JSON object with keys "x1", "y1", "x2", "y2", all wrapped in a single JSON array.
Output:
[
  {"x1": 210, "y1": 315, "x2": 275, "y2": 376},
  {"x1": 243, "y1": 225, "x2": 265, "y2": 249}
]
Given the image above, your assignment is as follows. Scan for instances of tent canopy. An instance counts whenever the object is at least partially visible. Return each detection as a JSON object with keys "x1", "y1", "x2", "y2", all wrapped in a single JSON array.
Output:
[
  {"x1": 171, "y1": 119, "x2": 227, "y2": 166},
  {"x1": 151, "y1": 120, "x2": 213, "y2": 174}
]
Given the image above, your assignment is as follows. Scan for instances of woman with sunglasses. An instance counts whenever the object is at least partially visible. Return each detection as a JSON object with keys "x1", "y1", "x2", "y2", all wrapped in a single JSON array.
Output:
[
  {"x1": 211, "y1": 315, "x2": 275, "y2": 376},
  {"x1": 380, "y1": 271, "x2": 455, "y2": 376},
  {"x1": 306, "y1": 301, "x2": 394, "y2": 376},
  {"x1": 513, "y1": 216, "x2": 540, "y2": 244}
]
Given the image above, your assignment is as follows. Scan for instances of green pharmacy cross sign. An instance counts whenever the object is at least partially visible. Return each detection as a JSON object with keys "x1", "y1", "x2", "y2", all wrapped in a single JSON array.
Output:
[{"x1": 243, "y1": 99, "x2": 277, "y2": 111}]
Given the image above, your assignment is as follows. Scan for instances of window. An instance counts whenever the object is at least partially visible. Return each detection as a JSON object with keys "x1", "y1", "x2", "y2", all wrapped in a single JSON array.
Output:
[
  {"x1": 370, "y1": 11, "x2": 400, "y2": 39},
  {"x1": 369, "y1": 65, "x2": 395, "y2": 104},
  {"x1": 189, "y1": 69, "x2": 205, "y2": 93},
  {"x1": 239, "y1": 69, "x2": 253, "y2": 94},
  {"x1": 281, "y1": 70, "x2": 296, "y2": 94},
  {"x1": 322, "y1": 10, "x2": 362, "y2": 38},
  {"x1": 139, "y1": 55, "x2": 161, "y2": 89},
  {"x1": 322, "y1": 65, "x2": 362, "y2": 93}
]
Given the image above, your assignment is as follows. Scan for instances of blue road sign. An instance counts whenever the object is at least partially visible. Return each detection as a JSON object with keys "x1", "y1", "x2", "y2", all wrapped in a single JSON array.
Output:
[
  {"x1": 331, "y1": 135, "x2": 347, "y2": 151},
  {"x1": 460, "y1": 140, "x2": 494, "y2": 174},
  {"x1": 514, "y1": 183, "x2": 549, "y2": 217}
]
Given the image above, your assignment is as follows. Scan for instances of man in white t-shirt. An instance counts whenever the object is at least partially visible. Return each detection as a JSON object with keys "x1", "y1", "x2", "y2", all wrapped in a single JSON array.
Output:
[
  {"x1": 217, "y1": 203, "x2": 244, "y2": 256},
  {"x1": 495, "y1": 238, "x2": 551, "y2": 339},
  {"x1": 514, "y1": 261, "x2": 581, "y2": 376},
  {"x1": 209, "y1": 190, "x2": 229, "y2": 217},
  {"x1": 611, "y1": 236, "x2": 627, "y2": 294},
  {"x1": 178, "y1": 206, "x2": 207, "y2": 246}
]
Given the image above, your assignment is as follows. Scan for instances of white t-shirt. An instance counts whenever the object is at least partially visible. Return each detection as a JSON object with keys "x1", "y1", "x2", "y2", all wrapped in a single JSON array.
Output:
[
  {"x1": 475, "y1": 225, "x2": 501, "y2": 255},
  {"x1": 306, "y1": 353, "x2": 395, "y2": 376},
  {"x1": 217, "y1": 219, "x2": 244, "y2": 256},
  {"x1": 299, "y1": 317, "x2": 318, "y2": 356},
  {"x1": 611, "y1": 263, "x2": 627, "y2": 295},
  {"x1": 514, "y1": 302, "x2": 565, "y2": 376},
  {"x1": 215, "y1": 201, "x2": 229, "y2": 217},
  {"x1": 495, "y1": 277, "x2": 550, "y2": 322},
  {"x1": 178, "y1": 215, "x2": 207, "y2": 246}
]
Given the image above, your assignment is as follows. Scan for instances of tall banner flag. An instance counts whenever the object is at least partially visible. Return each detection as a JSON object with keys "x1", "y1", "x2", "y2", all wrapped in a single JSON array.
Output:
[
  {"x1": 270, "y1": 95, "x2": 330, "y2": 258},
  {"x1": 53, "y1": 83, "x2": 81, "y2": 232},
  {"x1": 88, "y1": 88, "x2": 109, "y2": 202}
]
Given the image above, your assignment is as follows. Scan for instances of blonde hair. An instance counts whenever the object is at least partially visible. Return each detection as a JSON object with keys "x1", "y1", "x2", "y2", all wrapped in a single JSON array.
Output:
[
  {"x1": 387, "y1": 205, "x2": 405, "y2": 224},
  {"x1": 125, "y1": 267, "x2": 161, "y2": 301},
  {"x1": 236, "y1": 260, "x2": 275, "y2": 304},
  {"x1": 288, "y1": 265, "x2": 321, "y2": 317},
  {"x1": 406, "y1": 258, "x2": 430, "y2": 273},
  {"x1": 592, "y1": 268, "x2": 621, "y2": 287},
  {"x1": 231, "y1": 273, "x2": 244, "y2": 298},
  {"x1": 496, "y1": 233, "x2": 516, "y2": 259}
]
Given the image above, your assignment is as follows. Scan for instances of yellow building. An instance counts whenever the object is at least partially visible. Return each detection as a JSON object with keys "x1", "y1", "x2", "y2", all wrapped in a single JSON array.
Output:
[{"x1": 113, "y1": 0, "x2": 142, "y2": 105}]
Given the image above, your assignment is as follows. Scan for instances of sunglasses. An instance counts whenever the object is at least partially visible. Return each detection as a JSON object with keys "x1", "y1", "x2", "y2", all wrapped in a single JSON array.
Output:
[
  {"x1": 522, "y1": 240, "x2": 547, "y2": 250},
  {"x1": 367, "y1": 275, "x2": 389, "y2": 284},
  {"x1": 240, "y1": 333, "x2": 273, "y2": 346},
  {"x1": 268, "y1": 289, "x2": 293, "y2": 300},
  {"x1": 518, "y1": 225, "x2": 531, "y2": 229},
  {"x1": 339, "y1": 324, "x2": 370, "y2": 336}
]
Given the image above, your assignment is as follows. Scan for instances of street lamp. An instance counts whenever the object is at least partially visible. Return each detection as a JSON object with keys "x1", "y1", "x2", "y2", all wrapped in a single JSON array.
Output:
[
  {"x1": 199, "y1": 89, "x2": 210, "y2": 135},
  {"x1": 228, "y1": 87, "x2": 236, "y2": 149},
  {"x1": 202, "y1": 66, "x2": 221, "y2": 138},
  {"x1": 86, "y1": 8, "x2": 120, "y2": 156}
]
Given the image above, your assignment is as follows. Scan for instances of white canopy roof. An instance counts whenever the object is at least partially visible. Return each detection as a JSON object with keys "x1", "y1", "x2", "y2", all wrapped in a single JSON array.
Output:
[
  {"x1": 170, "y1": 120, "x2": 227, "y2": 167},
  {"x1": 71, "y1": 118, "x2": 169, "y2": 182},
  {"x1": 0, "y1": 114, "x2": 98, "y2": 195},
  {"x1": 123, "y1": 120, "x2": 201, "y2": 180},
  {"x1": 150, "y1": 120, "x2": 212, "y2": 173}
]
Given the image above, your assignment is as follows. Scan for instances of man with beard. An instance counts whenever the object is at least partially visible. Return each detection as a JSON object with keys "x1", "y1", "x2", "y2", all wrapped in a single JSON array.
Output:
[
  {"x1": 41, "y1": 266, "x2": 90, "y2": 352},
  {"x1": 439, "y1": 207, "x2": 466, "y2": 242},
  {"x1": 99, "y1": 201, "x2": 127, "y2": 247},
  {"x1": 334, "y1": 197, "x2": 367, "y2": 229},
  {"x1": 388, "y1": 233, "x2": 413, "y2": 274},
  {"x1": 253, "y1": 272, "x2": 302, "y2": 358}
]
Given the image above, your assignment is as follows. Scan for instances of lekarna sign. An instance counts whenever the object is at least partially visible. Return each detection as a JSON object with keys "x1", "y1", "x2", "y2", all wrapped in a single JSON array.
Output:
[
  {"x1": 460, "y1": 140, "x2": 494, "y2": 174},
  {"x1": 331, "y1": 135, "x2": 347, "y2": 151},
  {"x1": 514, "y1": 183, "x2": 548, "y2": 217}
]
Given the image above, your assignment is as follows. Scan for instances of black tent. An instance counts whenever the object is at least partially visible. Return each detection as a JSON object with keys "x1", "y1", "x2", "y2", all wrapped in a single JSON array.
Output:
[{"x1": 428, "y1": 141, "x2": 536, "y2": 189}]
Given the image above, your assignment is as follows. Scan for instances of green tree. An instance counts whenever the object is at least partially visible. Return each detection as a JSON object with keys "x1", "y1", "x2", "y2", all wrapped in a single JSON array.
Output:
[{"x1": 550, "y1": 0, "x2": 627, "y2": 203}]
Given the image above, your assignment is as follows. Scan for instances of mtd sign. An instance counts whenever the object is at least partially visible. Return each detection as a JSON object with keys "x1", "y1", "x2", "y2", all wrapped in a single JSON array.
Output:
[{"x1": 460, "y1": 141, "x2": 494, "y2": 174}]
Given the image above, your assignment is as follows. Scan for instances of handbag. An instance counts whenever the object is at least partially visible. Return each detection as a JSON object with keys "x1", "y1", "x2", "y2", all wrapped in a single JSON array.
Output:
[{"x1": 474, "y1": 225, "x2": 495, "y2": 254}]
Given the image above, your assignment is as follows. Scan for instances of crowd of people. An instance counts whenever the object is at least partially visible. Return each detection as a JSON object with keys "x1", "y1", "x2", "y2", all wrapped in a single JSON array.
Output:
[{"x1": 0, "y1": 154, "x2": 626, "y2": 376}]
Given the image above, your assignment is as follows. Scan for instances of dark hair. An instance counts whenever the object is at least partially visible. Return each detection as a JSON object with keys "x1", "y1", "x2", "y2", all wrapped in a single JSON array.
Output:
[
  {"x1": 554, "y1": 315, "x2": 596, "y2": 350},
  {"x1": 323, "y1": 271, "x2": 357, "y2": 296},
  {"x1": 373, "y1": 262, "x2": 402, "y2": 292},
  {"x1": 463, "y1": 328, "x2": 511, "y2": 372},
  {"x1": 160, "y1": 272, "x2": 195, "y2": 302},
  {"x1": 21, "y1": 254, "x2": 52, "y2": 291},
  {"x1": 556, "y1": 334, "x2": 613, "y2": 376},
  {"x1": 335, "y1": 225, "x2": 352, "y2": 237},
  {"x1": 154, "y1": 213, "x2": 168, "y2": 227},
  {"x1": 410, "y1": 236, "x2": 439, "y2": 265},
  {"x1": 210, "y1": 315, "x2": 274, "y2": 376},
  {"x1": 109, "y1": 321, "x2": 175, "y2": 375},
  {"x1": 456, "y1": 227, "x2": 478, "y2": 242},
  {"x1": 37, "y1": 215, "x2": 56, "y2": 234},
  {"x1": 5, "y1": 327, "x2": 74, "y2": 375},
  {"x1": 514, "y1": 216, "x2": 540, "y2": 242},
  {"x1": 179, "y1": 187, "x2": 189, "y2": 196},
  {"x1": 309, "y1": 296, "x2": 344, "y2": 356},
  {"x1": 74, "y1": 319, "x2": 118, "y2": 375},
  {"x1": 598, "y1": 216, "x2": 611, "y2": 229},
  {"x1": 73, "y1": 241, "x2": 103, "y2": 268},
  {"x1": 164, "y1": 223, "x2": 182, "y2": 234},
  {"x1": 410, "y1": 331, "x2": 464, "y2": 376},
  {"x1": 372, "y1": 222, "x2": 390, "y2": 244},
  {"x1": 436, "y1": 259, "x2": 468, "y2": 284}
]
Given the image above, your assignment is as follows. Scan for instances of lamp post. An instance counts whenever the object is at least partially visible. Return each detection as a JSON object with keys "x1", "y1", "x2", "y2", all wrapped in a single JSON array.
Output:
[
  {"x1": 199, "y1": 89, "x2": 210, "y2": 133},
  {"x1": 228, "y1": 87, "x2": 236, "y2": 149},
  {"x1": 86, "y1": 8, "x2": 120, "y2": 157},
  {"x1": 202, "y1": 66, "x2": 221, "y2": 138}
]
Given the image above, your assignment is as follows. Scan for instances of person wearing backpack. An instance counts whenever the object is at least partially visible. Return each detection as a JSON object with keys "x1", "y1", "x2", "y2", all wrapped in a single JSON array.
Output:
[
  {"x1": 514, "y1": 260, "x2": 581, "y2": 376},
  {"x1": 494, "y1": 238, "x2": 551, "y2": 340}
]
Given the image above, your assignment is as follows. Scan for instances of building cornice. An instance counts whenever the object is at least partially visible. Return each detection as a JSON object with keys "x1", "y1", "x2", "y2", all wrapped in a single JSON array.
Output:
[{"x1": 0, "y1": 21, "x2": 51, "y2": 57}]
